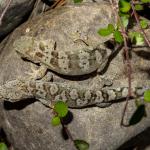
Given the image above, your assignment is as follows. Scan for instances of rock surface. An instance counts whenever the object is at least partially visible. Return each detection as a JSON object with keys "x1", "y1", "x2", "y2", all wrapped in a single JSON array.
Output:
[
  {"x1": 0, "y1": 0, "x2": 36, "y2": 41},
  {"x1": 0, "y1": 2, "x2": 150, "y2": 150}
]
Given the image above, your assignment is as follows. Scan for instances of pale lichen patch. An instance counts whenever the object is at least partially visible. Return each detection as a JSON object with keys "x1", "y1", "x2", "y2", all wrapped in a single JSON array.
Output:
[
  {"x1": 35, "y1": 82, "x2": 47, "y2": 98},
  {"x1": 60, "y1": 91, "x2": 67, "y2": 102},
  {"x1": 50, "y1": 84, "x2": 59, "y2": 95},
  {"x1": 107, "y1": 90, "x2": 116, "y2": 100},
  {"x1": 84, "y1": 90, "x2": 91, "y2": 100},
  {"x1": 122, "y1": 87, "x2": 128, "y2": 97},
  {"x1": 95, "y1": 90, "x2": 104, "y2": 103},
  {"x1": 70, "y1": 89, "x2": 78, "y2": 100}
]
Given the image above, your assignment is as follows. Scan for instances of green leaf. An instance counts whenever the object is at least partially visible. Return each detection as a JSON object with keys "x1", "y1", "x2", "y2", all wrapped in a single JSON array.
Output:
[
  {"x1": 97, "y1": 29, "x2": 112, "y2": 36},
  {"x1": 51, "y1": 116, "x2": 61, "y2": 126},
  {"x1": 121, "y1": 15, "x2": 129, "y2": 27},
  {"x1": 135, "y1": 33, "x2": 144, "y2": 45},
  {"x1": 74, "y1": 0, "x2": 83, "y2": 3},
  {"x1": 129, "y1": 104, "x2": 146, "y2": 125},
  {"x1": 0, "y1": 143, "x2": 8, "y2": 150},
  {"x1": 117, "y1": 13, "x2": 129, "y2": 28},
  {"x1": 135, "y1": 4, "x2": 144, "y2": 11},
  {"x1": 113, "y1": 30, "x2": 123, "y2": 43},
  {"x1": 97, "y1": 29, "x2": 111, "y2": 36},
  {"x1": 119, "y1": 12, "x2": 130, "y2": 18},
  {"x1": 98, "y1": 24, "x2": 114, "y2": 36},
  {"x1": 144, "y1": 90, "x2": 150, "y2": 102},
  {"x1": 108, "y1": 24, "x2": 115, "y2": 33},
  {"x1": 129, "y1": 32, "x2": 144, "y2": 45},
  {"x1": 140, "y1": 19, "x2": 148, "y2": 29},
  {"x1": 119, "y1": 0, "x2": 131, "y2": 13},
  {"x1": 54, "y1": 101, "x2": 68, "y2": 117},
  {"x1": 141, "y1": 0, "x2": 150, "y2": 3},
  {"x1": 74, "y1": 140, "x2": 89, "y2": 150}
]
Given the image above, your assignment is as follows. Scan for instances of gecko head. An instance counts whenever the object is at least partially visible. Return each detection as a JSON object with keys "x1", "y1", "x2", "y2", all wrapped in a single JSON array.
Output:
[
  {"x1": 13, "y1": 36, "x2": 35, "y2": 60},
  {"x1": 0, "y1": 80, "x2": 32, "y2": 102}
]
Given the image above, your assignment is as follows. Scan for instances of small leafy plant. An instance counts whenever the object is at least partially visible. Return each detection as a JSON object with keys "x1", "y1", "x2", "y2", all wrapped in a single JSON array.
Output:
[
  {"x1": 51, "y1": 101, "x2": 89, "y2": 150},
  {"x1": 98, "y1": 0, "x2": 150, "y2": 46},
  {"x1": 98, "y1": 0, "x2": 150, "y2": 126},
  {"x1": 98, "y1": 23, "x2": 124, "y2": 43},
  {"x1": 51, "y1": 101, "x2": 68, "y2": 126}
]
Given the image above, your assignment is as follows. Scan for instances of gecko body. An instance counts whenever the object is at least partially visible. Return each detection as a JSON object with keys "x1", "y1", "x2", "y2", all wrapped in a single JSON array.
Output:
[
  {"x1": 12, "y1": 3, "x2": 115, "y2": 76},
  {"x1": 0, "y1": 79, "x2": 147, "y2": 108}
]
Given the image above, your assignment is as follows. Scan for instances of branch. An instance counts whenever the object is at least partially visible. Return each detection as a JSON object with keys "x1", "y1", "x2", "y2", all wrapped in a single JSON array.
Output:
[
  {"x1": 130, "y1": 1, "x2": 150, "y2": 47},
  {"x1": 61, "y1": 121, "x2": 74, "y2": 142},
  {"x1": 109, "y1": 0, "x2": 132, "y2": 126}
]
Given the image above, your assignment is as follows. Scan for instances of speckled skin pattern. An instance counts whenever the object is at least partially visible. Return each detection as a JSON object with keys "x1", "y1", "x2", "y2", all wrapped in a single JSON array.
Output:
[
  {"x1": 0, "y1": 79, "x2": 147, "y2": 108},
  {"x1": 13, "y1": 3, "x2": 114, "y2": 76}
]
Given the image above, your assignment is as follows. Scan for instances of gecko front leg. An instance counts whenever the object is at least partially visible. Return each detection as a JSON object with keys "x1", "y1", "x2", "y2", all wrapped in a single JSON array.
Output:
[{"x1": 26, "y1": 64, "x2": 48, "y2": 80}]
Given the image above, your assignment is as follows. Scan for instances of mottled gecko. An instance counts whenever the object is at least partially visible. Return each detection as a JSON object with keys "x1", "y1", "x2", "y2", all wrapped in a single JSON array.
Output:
[
  {"x1": 12, "y1": 3, "x2": 115, "y2": 78},
  {"x1": 0, "y1": 79, "x2": 147, "y2": 108}
]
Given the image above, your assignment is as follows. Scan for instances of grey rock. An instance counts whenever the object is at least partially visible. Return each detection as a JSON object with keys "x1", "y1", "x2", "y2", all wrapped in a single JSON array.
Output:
[
  {"x1": 0, "y1": 2, "x2": 150, "y2": 150},
  {"x1": 0, "y1": 0, "x2": 36, "y2": 40}
]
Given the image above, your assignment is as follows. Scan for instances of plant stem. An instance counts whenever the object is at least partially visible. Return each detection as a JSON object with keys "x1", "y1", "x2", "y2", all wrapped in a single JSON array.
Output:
[
  {"x1": 109, "y1": 0, "x2": 132, "y2": 126},
  {"x1": 130, "y1": 1, "x2": 150, "y2": 47}
]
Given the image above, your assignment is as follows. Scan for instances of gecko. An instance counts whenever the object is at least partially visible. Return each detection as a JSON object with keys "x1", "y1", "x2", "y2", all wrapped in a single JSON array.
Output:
[
  {"x1": 12, "y1": 3, "x2": 116, "y2": 78},
  {"x1": 0, "y1": 79, "x2": 147, "y2": 108}
]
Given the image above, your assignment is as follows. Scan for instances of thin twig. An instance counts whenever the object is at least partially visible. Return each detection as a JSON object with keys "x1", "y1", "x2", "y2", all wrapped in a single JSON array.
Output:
[
  {"x1": 61, "y1": 122, "x2": 74, "y2": 142},
  {"x1": 0, "y1": 0, "x2": 12, "y2": 26},
  {"x1": 130, "y1": 1, "x2": 150, "y2": 47},
  {"x1": 109, "y1": 0, "x2": 132, "y2": 126}
]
